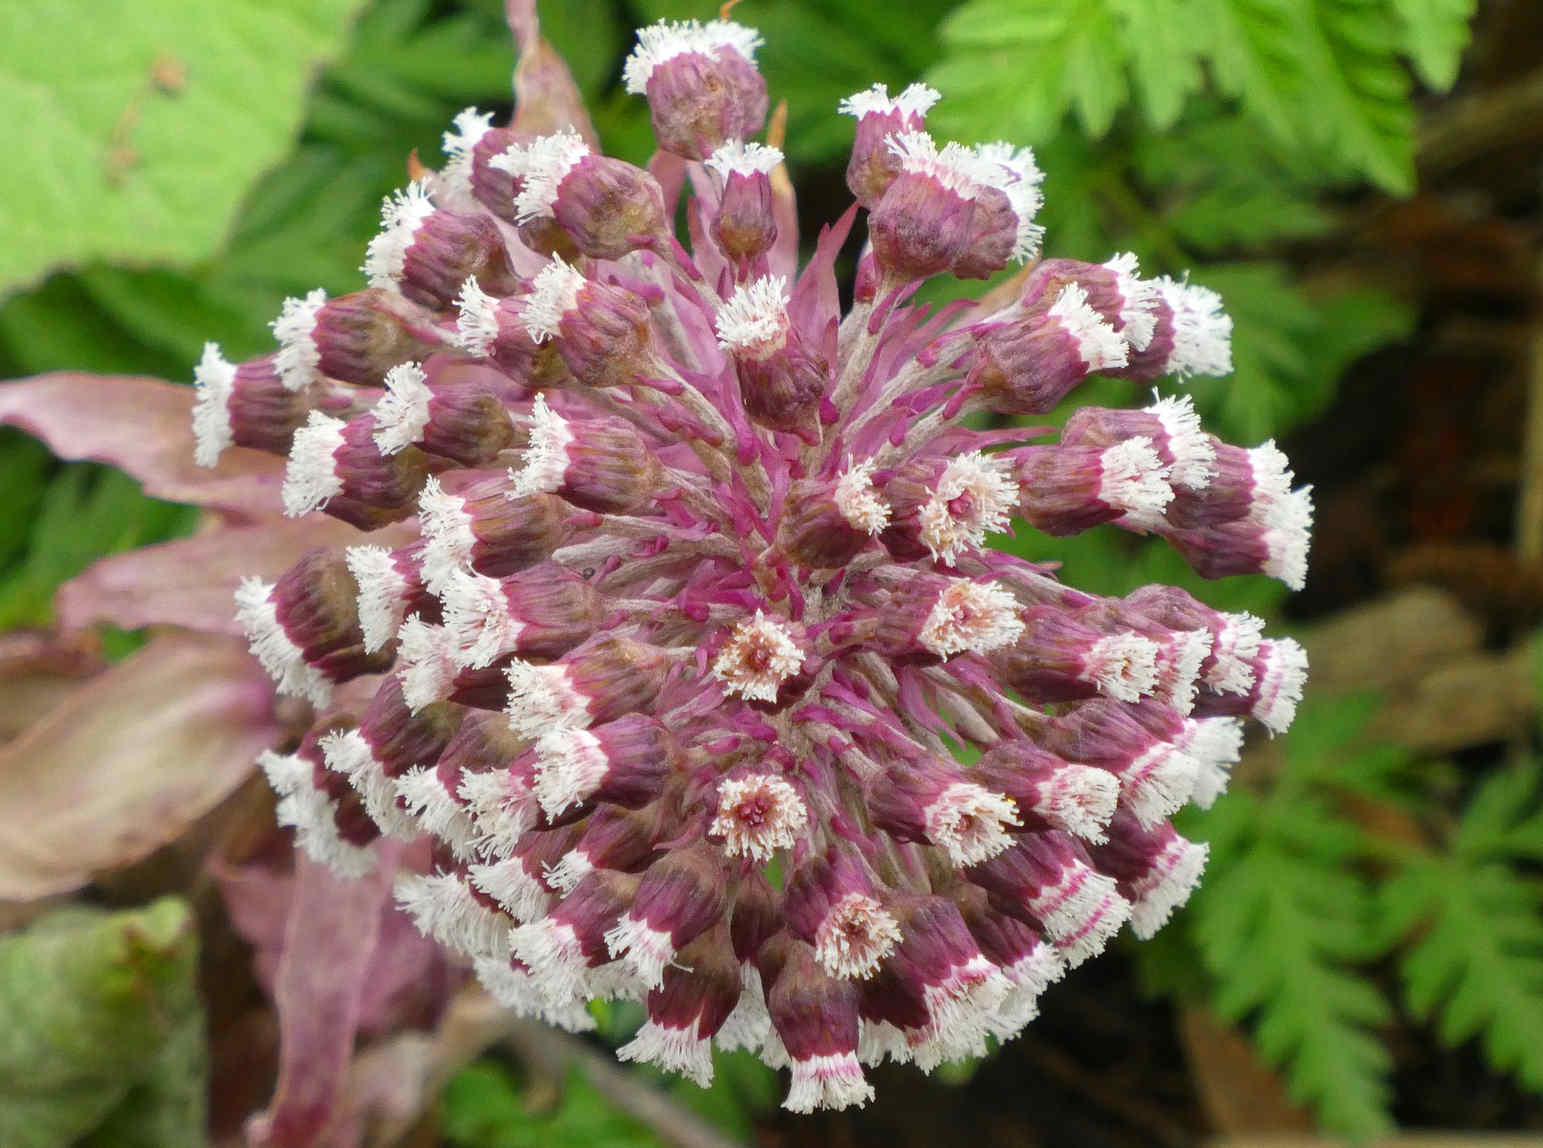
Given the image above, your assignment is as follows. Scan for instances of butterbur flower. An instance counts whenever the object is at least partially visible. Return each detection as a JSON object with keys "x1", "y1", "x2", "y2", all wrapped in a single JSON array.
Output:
[{"x1": 202, "y1": 9, "x2": 1318, "y2": 1114}]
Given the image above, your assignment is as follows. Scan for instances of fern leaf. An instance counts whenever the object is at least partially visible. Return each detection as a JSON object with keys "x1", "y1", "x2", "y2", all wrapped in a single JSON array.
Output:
[
  {"x1": 1388, "y1": 0, "x2": 1474, "y2": 90},
  {"x1": 1108, "y1": 0, "x2": 1208, "y2": 129}
]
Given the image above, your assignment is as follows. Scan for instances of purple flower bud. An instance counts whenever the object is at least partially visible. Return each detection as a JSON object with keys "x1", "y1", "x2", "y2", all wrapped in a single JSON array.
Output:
[
  {"x1": 1021, "y1": 253, "x2": 1159, "y2": 353},
  {"x1": 417, "y1": 472, "x2": 575, "y2": 592},
  {"x1": 866, "y1": 756, "x2": 1021, "y2": 865},
  {"x1": 868, "y1": 132, "x2": 983, "y2": 283},
  {"x1": 1062, "y1": 393, "x2": 1215, "y2": 494},
  {"x1": 1008, "y1": 438, "x2": 1173, "y2": 537},
  {"x1": 784, "y1": 849, "x2": 902, "y2": 981},
  {"x1": 508, "y1": 393, "x2": 665, "y2": 512},
  {"x1": 523, "y1": 257, "x2": 658, "y2": 389},
  {"x1": 967, "y1": 284, "x2": 1130, "y2": 414},
  {"x1": 532, "y1": 713, "x2": 682, "y2": 818},
  {"x1": 618, "y1": 921, "x2": 743, "y2": 1085},
  {"x1": 192, "y1": 346, "x2": 314, "y2": 466},
  {"x1": 363, "y1": 181, "x2": 520, "y2": 309},
  {"x1": 881, "y1": 449, "x2": 1020, "y2": 564},
  {"x1": 344, "y1": 540, "x2": 439, "y2": 654},
  {"x1": 1091, "y1": 810, "x2": 1209, "y2": 939},
  {"x1": 951, "y1": 142, "x2": 1044, "y2": 279},
  {"x1": 440, "y1": 561, "x2": 602, "y2": 668},
  {"x1": 838, "y1": 83, "x2": 940, "y2": 207},
  {"x1": 504, "y1": 634, "x2": 677, "y2": 739},
  {"x1": 452, "y1": 279, "x2": 572, "y2": 387},
  {"x1": 1110, "y1": 277, "x2": 1233, "y2": 381},
  {"x1": 1189, "y1": 637, "x2": 1308, "y2": 735},
  {"x1": 606, "y1": 840, "x2": 727, "y2": 988},
  {"x1": 281, "y1": 411, "x2": 433, "y2": 527},
  {"x1": 760, "y1": 934, "x2": 872, "y2": 1112},
  {"x1": 509, "y1": 868, "x2": 642, "y2": 1003},
  {"x1": 271, "y1": 287, "x2": 445, "y2": 390},
  {"x1": 705, "y1": 141, "x2": 782, "y2": 267},
  {"x1": 623, "y1": 19, "x2": 767, "y2": 160},
  {"x1": 259, "y1": 730, "x2": 381, "y2": 877},
  {"x1": 991, "y1": 604, "x2": 1161, "y2": 704},
  {"x1": 715, "y1": 276, "x2": 829, "y2": 438},
  {"x1": 371, "y1": 359, "x2": 517, "y2": 466},
  {"x1": 973, "y1": 739, "x2": 1121, "y2": 842},
  {"x1": 440, "y1": 109, "x2": 520, "y2": 221}
]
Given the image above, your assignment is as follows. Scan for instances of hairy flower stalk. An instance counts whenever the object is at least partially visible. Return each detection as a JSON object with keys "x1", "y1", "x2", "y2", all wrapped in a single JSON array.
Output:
[{"x1": 209, "y1": 14, "x2": 1312, "y2": 1113}]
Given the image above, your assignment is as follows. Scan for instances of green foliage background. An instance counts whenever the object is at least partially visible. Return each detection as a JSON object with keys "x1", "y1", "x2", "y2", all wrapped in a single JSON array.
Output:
[{"x1": 5, "y1": 0, "x2": 1540, "y2": 1143}]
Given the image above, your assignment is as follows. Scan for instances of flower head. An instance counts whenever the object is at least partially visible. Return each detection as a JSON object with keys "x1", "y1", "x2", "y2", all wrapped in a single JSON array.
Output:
[{"x1": 216, "y1": 13, "x2": 1312, "y2": 1114}]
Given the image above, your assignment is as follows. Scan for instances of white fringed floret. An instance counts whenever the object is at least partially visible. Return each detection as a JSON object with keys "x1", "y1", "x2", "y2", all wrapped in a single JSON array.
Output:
[
  {"x1": 470, "y1": 855, "x2": 552, "y2": 922},
  {"x1": 623, "y1": 18, "x2": 763, "y2": 94},
  {"x1": 372, "y1": 362, "x2": 432, "y2": 455},
  {"x1": 499, "y1": 129, "x2": 591, "y2": 223},
  {"x1": 235, "y1": 577, "x2": 332, "y2": 707},
  {"x1": 714, "y1": 275, "x2": 790, "y2": 358},
  {"x1": 834, "y1": 458, "x2": 891, "y2": 533},
  {"x1": 1028, "y1": 863, "x2": 1131, "y2": 967},
  {"x1": 1253, "y1": 637, "x2": 1307, "y2": 734},
  {"x1": 1101, "y1": 253, "x2": 1159, "y2": 353},
  {"x1": 1098, "y1": 437, "x2": 1174, "y2": 522},
  {"x1": 918, "y1": 450, "x2": 1019, "y2": 563},
  {"x1": 505, "y1": 660, "x2": 587, "y2": 737},
  {"x1": 704, "y1": 139, "x2": 783, "y2": 179},
  {"x1": 1050, "y1": 283, "x2": 1129, "y2": 372},
  {"x1": 460, "y1": 771, "x2": 538, "y2": 859},
  {"x1": 453, "y1": 276, "x2": 502, "y2": 357},
  {"x1": 440, "y1": 107, "x2": 494, "y2": 199},
  {"x1": 1261, "y1": 485, "x2": 1314, "y2": 592},
  {"x1": 509, "y1": 918, "x2": 591, "y2": 1003},
  {"x1": 363, "y1": 181, "x2": 437, "y2": 290},
  {"x1": 473, "y1": 956, "x2": 597, "y2": 1033},
  {"x1": 710, "y1": 773, "x2": 808, "y2": 861},
  {"x1": 508, "y1": 392, "x2": 573, "y2": 498},
  {"x1": 922, "y1": 782, "x2": 1022, "y2": 866},
  {"x1": 619, "y1": 1020, "x2": 715, "y2": 1087},
  {"x1": 814, "y1": 893, "x2": 901, "y2": 980},
  {"x1": 1182, "y1": 716, "x2": 1246, "y2": 809},
  {"x1": 715, "y1": 964, "x2": 772, "y2": 1053},
  {"x1": 396, "y1": 765, "x2": 478, "y2": 858},
  {"x1": 344, "y1": 545, "x2": 410, "y2": 654},
  {"x1": 319, "y1": 728, "x2": 419, "y2": 840},
  {"x1": 917, "y1": 579, "x2": 1024, "y2": 658},
  {"x1": 1207, "y1": 611, "x2": 1264, "y2": 694},
  {"x1": 1121, "y1": 741, "x2": 1199, "y2": 827},
  {"x1": 838, "y1": 81, "x2": 941, "y2": 121},
  {"x1": 441, "y1": 568, "x2": 524, "y2": 669},
  {"x1": 1157, "y1": 277, "x2": 1234, "y2": 378},
  {"x1": 1032, "y1": 763, "x2": 1120, "y2": 843},
  {"x1": 604, "y1": 915, "x2": 678, "y2": 990},
  {"x1": 281, "y1": 411, "x2": 346, "y2": 518},
  {"x1": 973, "y1": 141, "x2": 1046, "y2": 262},
  {"x1": 532, "y1": 726, "x2": 610, "y2": 817},
  {"x1": 711, "y1": 611, "x2": 804, "y2": 702},
  {"x1": 1079, "y1": 631, "x2": 1160, "y2": 703},
  {"x1": 417, "y1": 476, "x2": 477, "y2": 595},
  {"x1": 271, "y1": 288, "x2": 327, "y2": 391},
  {"x1": 886, "y1": 130, "x2": 986, "y2": 196},
  {"x1": 395, "y1": 871, "x2": 512, "y2": 959},
  {"x1": 1145, "y1": 393, "x2": 1214, "y2": 490},
  {"x1": 395, "y1": 615, "x2": 460, "y2": 711},
  {"x1": 260, "y1": 750, "x2": 376, "y2": 878},
  {"x1": 784, "y1": 1051, "x2": 874, "y2": 1113},
  {"x1": 1128, "y1": 837, "x2": 1209, "y2": 939},
  {"x1": 192, "y1": 342, "x2": 236, "y2": 467},
  {"x1": 523, "y1": 255, "x2": 586, "y2": 343}
]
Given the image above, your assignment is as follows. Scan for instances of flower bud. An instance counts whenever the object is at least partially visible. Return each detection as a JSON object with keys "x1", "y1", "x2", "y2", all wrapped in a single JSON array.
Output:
[
  {"x1": 865, "y1": 756, "x2": 1021, "y2": 865},
  {"x1": 439, "y1": 109, "x2": 519, "y2": 220},
  {"x1": 705, "y1": 140, "x2": 782, "y2": 266},
  {"x1": 606, "y1": 840, "x2": 728, "y2": 988},
  {"x1": 532, "y1": 713, "x2": 683, "y2": 818},
  {"x1": 510, "y1": 868, "x2": 642, "y2": 1003},
  {"x1": 504, "y1": 634, "x2": 676, "y2": 739},
  {"x1": 783, "y1": 848, "x2": 901, "y2": 980},
  {"x1": 990, "y1": 604, "x2": 1160, "y2": 704},
  {"x1": 1110, "y1": 276, "x2": 1233, "y2": 381},
  {"x1": 1189, "y1": 636, "x2": 1307, "y2": 735},
  {"x1": 966, "y1": 283, "x2": 1129, "y2": 414},
  {"x1": 363, "y1": 181, "x2": 520, "y2": 309},
  {"x1": 282, "y1": 411, "x2": 434, "y2": 528},
  {"x1": 344, "y1": 540, "x2": 440, "y2": 654},
  {"x1": 760, "y1": 934, "x2": 872, "y2": 1112},
  {"x1": 452, "y1": 278, "x2": 571, "y2": 387},
  {"x1": 776, "y1": 461, "x2": 890, "y2": 568},
  {"x1": 868, "y1": 132, "x2": 982, "y2": 282},
  {"x1": 523, "y1": 256, "x2": 658, "y2": 389},
  {"x1": 1008, "y1": 438, "x2": 1173, "y2": 537},
  {"x1": 508, "y1": 393, "x2": 665, "y2": 513},
  {"x1": 973, "y1": 738, "x2": 1120, "y2": 842},
  {"x1": 1091, "y1": 811, "x2": 1209, "y2": 939},
  {"x1": 714, "y1": 276, "x2": 829, "y2": 438},
  {"x1": 440, "y1": 561, "x2": 603, "y2": 668},
  {"x1": 837, "y1": 83, "x2": 940, "y2": 207},
  {"x1": 1020, "y1": 253, "x2": 1159, "y2": 353},
  {"x1": 271, "y1": 287, "x2": 444, "y2": 390},
  {"x1": 618, "y1": 921, "x2": 743, "y2": 1085},
  {"x1": 623, "y1": 19, "x2": 767, "y2": 160},
  {"x1": 418, "y1": 472, "x2": 576, "y2": 593},
  {"x1": 372, "y1": 360, "x2": 517, "y2": 465},
  {"x1": 881, "y1": 449, "x2": 1019, "y2": 564},
  {"x1": 1061, "y1": 393, "x2": 1215, "y2": 494},
  {"x1": 259, "y1": 734, "x2": 381, "y2": 878},
  {"x1": 951, "y1": 142, "x2": 1044, "y2": 279},
  {"x1": 192, "y1": 346, "x2": 313, "y2": 465}
]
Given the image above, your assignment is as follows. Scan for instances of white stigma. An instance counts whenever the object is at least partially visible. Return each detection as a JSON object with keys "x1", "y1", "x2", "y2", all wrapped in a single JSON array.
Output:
[
  {"x1": 973, "y1": 141, "x2": 1046, "y2": 262},
  {"x1": 918, "y1": 450, "x2": 1020, "y2": 563},
  {"x1": 440, "y1": 107, "x2": 495, "y2": 198},
  {"x1": 345, "y1": 545, "x2": 410, "y2": 654},
  {"x1": 505, "y1": 659, "x2": 587, "y2": 738},
  {"x1": 886, "y1": 130, "x2": 985, "y2": 196},
  {"x1": 834, "y1": 459, "x2": 891, "y2": 534},
  {"x1": 1098, "y1": 437, "x2": 1174, "y2": 521},
  {"x1": 1050, "y1": 283, "x2": 1129, "y2": 372},
  {"x1": 271, "y1": 288, "x2": 327, "y2": 391},
  {"x1": 281, "y1": 411, "x2": 346, "y2": 517},
  {"x1": 814, "y1": 893, "x2": 901, "y2": 980},
  {"x1": 234, "y1": 577, "x2": 332, "y2": 707},
  {"x1": 532, "y1": 726, "x2": 609, "y2": 817},
  {"x1": 363, "y1": 180, "x2": 437, "y2": 290},
  {"x1": 715, "y1": 275, "x2": 791, "y2": 359},
  {"x1": 838, "y1": 82, "x2": 941, "y2": 121},
  {"x1": 441, "y1": 568, "x2": 524, "y2": 669},
  {"x1": 918, "y1": 578, "x2": 1025, "y2": 658},
  {"x1": 372, "y1": 361, "x2": 432, "y2": 455},
  {"x1": 508, "y1": 392, "x2": 573, "y2": 498},
  {"x1": 923, "y1": 782, "x2": 1021, "y2": 866},
  {"x1": 523, "y1": 254, "x2": 586, "y2": 343},
  {"x1": 1079, "y1": 631, "x2": 1160, "y2": 702},
  {"x1": 1102, "y1": 253, "x2": 1159, "y2": 352},
  {"x1": 1128, "y1": 837, "x2": 1209, "y2": 939},
  {"x1": 705, "y1": 139, "x2": 783, "y2": 178},
  {"x1": 499, "y1": 129, "x2": 591, "y2": 223},
  {"x1": 453, "y1": 276, "x2": 502, "y2": 357},
  {"x1": 711, "y1": 611, "x2": 805, "y2": 702},
  {"x1": 623, "y1": 18, "x2": 764, "y2": 94},
  {"x1": 1157, "y1": 277, "x2": 1233, "y2": 378},
  {"x1": 710, "y1": 774, "x2": 809, "y2": 862},
  {"x1": 191, "y1": 342, "x2": 236, "y2": 467}
]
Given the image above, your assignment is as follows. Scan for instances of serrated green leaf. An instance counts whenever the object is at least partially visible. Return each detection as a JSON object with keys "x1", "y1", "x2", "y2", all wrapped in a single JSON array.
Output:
[
  {"x1": 1452, "y1": 759, "x2": 1543, "y2": 864},
  {"x1": 443, "y1": 1060, "x2": 664, "y2": 1148},
  {"x1": 1108, "y1": 0, "x2": 1207, "y2": 128},
  {"x1": 1389, "y1": 0, "x2": 1474, "y2": 90},
  {"x1": 0, "y1": 0, "x2": 369, "y2": 296}
]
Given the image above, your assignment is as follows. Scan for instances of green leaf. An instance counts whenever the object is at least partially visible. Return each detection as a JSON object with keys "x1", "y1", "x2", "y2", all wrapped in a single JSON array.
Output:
[
  {"x1": 442, "y1": 1061, "x2": 663, "y2": 1148},
  {"x1": 0, "y1": 899, "x2": 204, "y2": 1148},
  {"x1": 1108, "y1": 0, "x2": 1207, "y2": 129},
  {"x1": 0, "y1": 0, "x2": 369, "y2": 296},
  {"x1": 1389, "y1": 0, "x2": 1474, "y2": 90}
]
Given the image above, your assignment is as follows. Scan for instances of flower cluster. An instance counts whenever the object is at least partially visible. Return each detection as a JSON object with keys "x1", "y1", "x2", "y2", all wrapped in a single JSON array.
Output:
[{"x1": 206, "y1": 15, "x2": 1311, "y2": 1113}]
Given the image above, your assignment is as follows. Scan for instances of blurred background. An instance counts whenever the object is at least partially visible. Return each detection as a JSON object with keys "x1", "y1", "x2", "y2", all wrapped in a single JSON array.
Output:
[{"x1": 1, "y1": 0, "x2": 1541, "y2": 1145}]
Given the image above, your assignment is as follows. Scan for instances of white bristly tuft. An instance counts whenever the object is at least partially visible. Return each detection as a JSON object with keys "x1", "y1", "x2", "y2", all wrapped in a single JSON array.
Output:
[
  {"x1": 441, "y1": 568, "x2": 524, "y2": 668},
  {"x1": 1185, "y1": 717, "x2": 1245, "y2": 809},
  {"x1": 543, "y1": 848, "x2": 594, "y2": 895},
  {"x1": 1128, "y1": 838, "x2": 1209, "y2": 939},
  {"x1": 1031, "y1": 763, "x2": 1119, "y2": 843},
  {"x1": 918, "y1": 578, "x2": 1025, "y2": 658},
  {"x1": 714, "y1": 275, "x2": 791, "y2": 358},
  {"x1": 619, "y1": 1020, "x2": 715, "y2": 1088},
  {"x1": 319, "y1": 728, "x2": 419, "y2": 840},
  {"x1": 260, "y1": 750, "x2": 376, "y2": 878},
  {"x1": 281, "y1": 411, "x2": 346, "y2": 517},
  {"x1": 440, "y1": 107, "x2": 494, "y2": 199},
  {"x1": 712, "y1": 611, "x2": 805, "y2": 702},
  {"x1": 814, "y1": 893, "x2": 902, "y2": 980},
  {"x1": 473, "y1": 956, "x2": 598, "y2": 1033},
  {"x1": 235, "y1": 577, "x2": 332, "y2": 706},
  {"x1": 1207, "y1": 611, "x2": 1264, "y2": 694},
  {"x1": 1050, "y1": 283, "x2": 1129, "y2": 372},
  {"x1": 604, "y1": 915, "x2": 678, "y2": 990},
  {"x1": 192, "y1": 342, "x2": 236, "y2": 467},
  {"x1": 1157, "y1": 628, "x2": 1213, "y2": 715},
  {"x1": 1157, "y1": 277, "x2": 1233, "y2": 378},
  {"x1": 1252, "y1": 638, "x2": 1307, "y2": 734},
  {"x1": 452, "y1": 276, "x2": 502, "y2": 356},
  {"x1": 372, "y1": 362, "x2": 432, "y2": 455},
  {"x1": 505, "y1": 129, "x2": 591, "y2": 223},
  {"x1": 1146, "y1": 393, "x2": 1214, "y2": 490},
  {"x1": 459, "y1": 770, "x2": 538, "y2": 859},
  {"x1": 1261, "y1": 486, "x2": 1314, "y2": 592},
  {"x1": 509, "y1": 918, "x2": 591, "y2": 1003},
  {"x1": 532, "y1": 727, "x2": 609, "y2": 817},
  {"x1": 1079, "y1": 631, "x2": 1160, "y2": 702},
  {"x1": 508, "y1": 392, "x2": 573, "y2": 498},
  {"x1": 363, "y1": 181, "x2": 437, "y2": 289},
  {"x1": 918, "y1": 450, "x2": 1019, "y2": 563},
  {"x1": 395, "y1": 616, "x2": 459, "y2": 711},
  {"x1": 1101, "y1": 253, "x2": 1159, "y2": 352},
  {"x1": 973, "y1": 141, "x2": 1046, "y2": 261},
  {"x1": 396, "y1": 765, "x2": 477, "y2": 859},
  {"x1": 271, "y1": 288, "x2": 327, "y2": 391},
  {"x1": 470, "y1": 856, "x2": 552, "y2": 922},
  {"x1": 344, "y1": 545, "x2": 410, "y2": 654},
  {"x1": 838, "y1": 82, "x2": 942, "y2": 120},
  {"x1": 395, "y1": 871, "x2": 512, "y2": 959},
  {"x1": 623, "y1": 18, "x2": 764, "y2": 94},
  {"x1": 886, "y1": 130, "x2": 986, "y2": 196},
  {"x1": 505, "y1": 660, "x2": 587, "y2": 738},
  {"x1": 1098, "y1": 437, "x2": 1174, "y2": 521},
  {"x1": 416, "y1": 476, "x2": 476, "y2": 595},
  {"x1": 704, "y1": 139, "x2": 783, "y2": 178},
  {"x1": 715, "y1": 964, "x2": 772, "y2": 1053},
  {"x1": 1121, "y1": 742, "x2": 1200, "y2": 827},
  {"x1": 834, "y1": 458, "x2": 891, "y2": 533},
  {"x1": 1029, "y1": 863, "x2": 1131, "y2": 967},
  {"x1": 710, "y1": 774, "x2": 808, "y2": 861},
  {"x1": 784, "y1": 1052, "x2": 874, "y2": 1113},
  {"x1": 923, "y1": 783, "x2": 1022, "y2": 865},
  {"x1": 523, "y1": 255, "x2": 586, "y2": 343}
]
